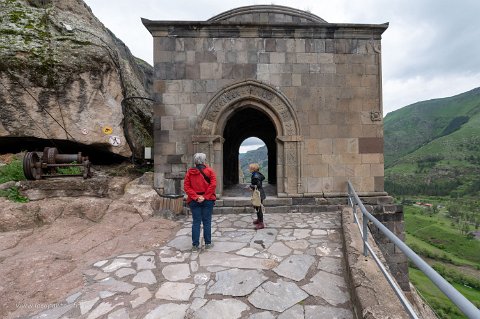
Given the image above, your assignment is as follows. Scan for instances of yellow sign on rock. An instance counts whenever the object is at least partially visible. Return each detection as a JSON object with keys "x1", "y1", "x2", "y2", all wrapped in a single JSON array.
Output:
[{"x1": 102, "y1": 126, "x2": 113, "y2": 135}]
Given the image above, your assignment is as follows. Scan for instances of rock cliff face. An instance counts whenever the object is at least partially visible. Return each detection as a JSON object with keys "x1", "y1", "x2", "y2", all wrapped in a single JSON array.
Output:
[{"x1": 0, "y1": 0, "x2": 153, "y2": 159}]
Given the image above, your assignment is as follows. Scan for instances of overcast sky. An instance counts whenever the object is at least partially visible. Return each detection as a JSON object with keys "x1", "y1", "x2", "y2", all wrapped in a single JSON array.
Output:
[{"x1": 83, "y1": 0, "x2": 480, "y2": 116}]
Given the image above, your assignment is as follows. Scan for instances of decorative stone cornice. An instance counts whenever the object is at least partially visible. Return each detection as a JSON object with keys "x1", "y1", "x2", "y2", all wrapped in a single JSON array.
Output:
[{"x1": 142, "y1": 19, "x2": 389, "y2": 39}]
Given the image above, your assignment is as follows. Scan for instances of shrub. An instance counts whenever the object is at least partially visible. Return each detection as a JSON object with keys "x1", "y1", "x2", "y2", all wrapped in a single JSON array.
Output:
[
  {"x1": 0, "y1": 187, "x2": 28, "y2": 203},
  {"x1": 0, "y1": 158, "x2": 26, "y2": 183}
]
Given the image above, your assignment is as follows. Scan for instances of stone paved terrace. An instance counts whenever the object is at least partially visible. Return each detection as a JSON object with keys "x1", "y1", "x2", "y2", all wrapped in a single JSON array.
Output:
[{"x1": 30, "y1": 211, "x2": 355, "y2": 319}]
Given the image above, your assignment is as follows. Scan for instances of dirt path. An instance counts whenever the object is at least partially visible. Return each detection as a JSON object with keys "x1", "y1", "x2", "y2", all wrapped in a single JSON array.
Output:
[{"x1": 0, "y1": 211, "x2": 180, "y2": 319}]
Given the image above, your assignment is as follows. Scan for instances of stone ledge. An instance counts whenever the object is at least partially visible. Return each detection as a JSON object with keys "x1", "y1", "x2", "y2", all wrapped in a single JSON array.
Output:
[
  {"x1": 341, "y1": 207, "x2": 410, "y2": 319},
  {"x1": 213, "y1": 204, "x2": 344, "y2": 215}
]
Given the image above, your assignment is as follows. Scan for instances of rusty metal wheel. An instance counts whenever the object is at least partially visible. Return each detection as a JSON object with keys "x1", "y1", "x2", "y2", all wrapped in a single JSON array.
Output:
[{"x1": 23, "y1": 152, "x2": 41, "y2": 180}]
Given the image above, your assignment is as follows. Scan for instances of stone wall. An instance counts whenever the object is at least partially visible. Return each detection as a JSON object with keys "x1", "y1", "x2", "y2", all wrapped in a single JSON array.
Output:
[
  {"x1": 144, "y1": 6, "x2": 388, "y2": 196},
  {"x1": 361, "y1": 196, "x2": 410, "y2": 291}
]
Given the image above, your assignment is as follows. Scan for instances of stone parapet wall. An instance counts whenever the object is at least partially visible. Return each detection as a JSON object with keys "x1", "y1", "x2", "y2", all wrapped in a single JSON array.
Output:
[
  {"x1": 369, "y1": 204, "x2": 410, "y2": 291},
  {"x1": 342, "y1": 206, "x2": 410, "y2": 319}
]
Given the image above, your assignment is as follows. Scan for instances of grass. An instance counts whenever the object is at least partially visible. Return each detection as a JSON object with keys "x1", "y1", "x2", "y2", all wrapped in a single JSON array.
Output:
[
  {"x1": 56, "y1": 162, "x2": 82, "y2": 175},
  {"x1": 0, "y1": 187, "x2": 28, "y2": 202},
  {"x1": 410, "y1": 267, "x2": 480, "y2": 319},
  {"x1": 405, "y1": 234, "x2": 475, "y2": 267},
  {"x1": 0, "y1": 158, "x2": 25, "y2": 183},
  {"x1": 404, "y1": 208, "x2": 480, "y2": 265},
  {"x1": 0, "y1": 157, "x2": 28, "y2": 202},
  {"x1": 404, "y1": 202, "x2": 480, "y2": 318}
]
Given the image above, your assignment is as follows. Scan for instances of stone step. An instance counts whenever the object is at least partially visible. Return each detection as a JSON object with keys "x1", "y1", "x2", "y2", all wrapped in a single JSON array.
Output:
[{"x1": 214, "y1": 196, "x2": 344, "y2": 214}]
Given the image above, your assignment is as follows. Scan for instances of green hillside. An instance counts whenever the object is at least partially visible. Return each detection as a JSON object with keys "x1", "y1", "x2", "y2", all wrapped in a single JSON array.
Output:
[
  {"x1": 239, "y1": 146, "x2": 268, "y2": 181},
  {"x1": 384, "y1": 87, "x2": 480, "y2": 196},
  {"x1": 385, "y1": 87, "x2": 480, "y2": 166}
]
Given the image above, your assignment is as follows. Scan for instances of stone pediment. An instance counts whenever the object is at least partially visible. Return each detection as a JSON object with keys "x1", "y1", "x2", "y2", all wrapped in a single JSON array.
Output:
[{"x1": 208, "y1": 5, "x2": 327, "y2": 24}]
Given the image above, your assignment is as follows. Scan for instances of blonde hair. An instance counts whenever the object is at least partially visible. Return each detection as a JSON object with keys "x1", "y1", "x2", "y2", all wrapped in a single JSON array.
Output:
[{"x1": 249, "y1": 163, "x2": 260, "y2": 172}]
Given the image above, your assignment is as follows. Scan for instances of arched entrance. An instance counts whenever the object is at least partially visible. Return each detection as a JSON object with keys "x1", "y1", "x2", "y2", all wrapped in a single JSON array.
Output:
[
  {"x1": 193, "y1": 80, "x2": 303, "y2": 197},
  {"x1": 223, "y1": 107, "x2": 277, "y2": 186}
]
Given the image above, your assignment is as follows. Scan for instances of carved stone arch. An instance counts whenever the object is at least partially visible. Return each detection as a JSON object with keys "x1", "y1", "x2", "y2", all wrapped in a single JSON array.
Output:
[
  {"x1": 193, "y1": 80, "x2": 303, "y2": 197},
  {"x1": 195, "y1": 80, "x2": 300, "y2": 137}
]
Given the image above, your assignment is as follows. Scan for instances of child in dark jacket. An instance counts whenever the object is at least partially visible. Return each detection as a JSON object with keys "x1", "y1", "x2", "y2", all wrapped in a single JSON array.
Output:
[{"x1": 249, "y1": 163, "x2": 266, "y2": 230}]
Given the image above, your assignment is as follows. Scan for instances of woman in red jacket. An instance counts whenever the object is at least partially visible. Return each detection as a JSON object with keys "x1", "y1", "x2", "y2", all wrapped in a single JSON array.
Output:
[{"x1": 184, "y1": 153, "x2": 217, "y2": 252}]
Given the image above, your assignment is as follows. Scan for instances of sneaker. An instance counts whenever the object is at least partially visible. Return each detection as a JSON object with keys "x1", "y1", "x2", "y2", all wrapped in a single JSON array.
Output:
[
  {"x1": 205, "y1": 243, "x2": 214, "y2": 249},
  {"x1": 253, "y1": 219, "x2": 260, "y2": 225},
  {"x1": 191, "y1": 245, "x2": 200, "y2": 252},
  {"x1": 255, "y1": 222, "x2": 265, "y2": 230}
]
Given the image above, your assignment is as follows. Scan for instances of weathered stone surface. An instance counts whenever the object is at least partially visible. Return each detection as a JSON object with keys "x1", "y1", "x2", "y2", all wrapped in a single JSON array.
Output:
[
  {"x1": 155, "y1": 282, "x2": 195, "y2": 301},
  {"x1": 236, "y1": 247, "x2": 259, "y2": 256},
  {"x1": 144, "y1": 303, "x2": 189, "y2": 319},
  {"x1": 162, "y1": 263, "x2": 190, "y2": 281},
  {"x1": 31, "y1": 304, "x2": 75, "y2": 319},
  {"x1": 0, "y1": 198, "x2": 67, "y2": 230},
  {"x1": 167, "y1": 235, "x2": 192, "y2": 251},
  {"x1": 208, "y1": 268, "x2": 267, "y2": 296},
  {"x1": 103, "y1": 259, "x2": 132, "y2": 273},
  {"x1": 317, "y1": 256, "x2": 343, "y2": 275},
  {"x1": 248, "y1": 280, "x2": 308, "y2": 312},
  {"x1": 0, "y1": 0, "x2": 153, "y2": 158},
  {"x1": 19, "y1": 180, "x2": 111, "y2": 202},
  {"x1": 80, "y1": 298, "x2": 100, "y2": 315},
  {"x1": 302, "y1": 271, "x2": 349, "y2": 306},
  {"x1": 99, "y1": 278, "x2": 135, "y2": 293},
  {"x1": 134, "y1": 255, "x2": 156, "y2": 270},
  {"x1": 130, "y1": 287, "x2": 152, "y2": 309},
  {"x1": 267, "y1": 242, "x2": 292, "y2": 257},
  {"x1": 115, "y1": 268, "x2": 136, "y2": 278},
  {"x1": 199, "y1": 251, "x2": 277, "y2": 270},
  {"x1": 193, "y1": 299, "x2": 249, "y2": 319},
  {"x1": 87, "y1": 302, "x2": 121, "y2": 319},
  {"x1": 273, "y1": 254, "x2": 315, "y2": 281},
  {"x1": 248, "y1": 311, "x2": 276, "y2": 319},
  {"x1": 277, "y1": 304, "x2": 304, "y2": 319},
  {"x1": 107, "y1": 308, "x2": 129, "y2": 319},
  {"x1": 207, "y1": 241, "x2": 247, "y2": 252},
  {"x1": 194, "y1": 273, "x2": 210, "y2": 285},
  {"x1": 304, "y1": 305, "x2": 353, "y2": 319},
  {"x1": 284, "y1": 239, "x2": 309, "y2": 250},
  {"x1": 250, "y1": 229, "x2": 278, "y2": 250},
  {"x1": 132, "y1": 270, "x2": 157, "y2": 284}
]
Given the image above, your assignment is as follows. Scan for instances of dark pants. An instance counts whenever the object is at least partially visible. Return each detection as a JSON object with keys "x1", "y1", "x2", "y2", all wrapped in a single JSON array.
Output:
[
  {"x1": 255, "y1": 199, "x2": 264, "y2": 222},
  {"x1": 189, "y1": 200, "x2": 214, "y2": 247}
]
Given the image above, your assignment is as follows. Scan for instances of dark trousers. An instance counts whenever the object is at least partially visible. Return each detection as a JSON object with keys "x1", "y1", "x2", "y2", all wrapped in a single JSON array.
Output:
[
  {"x1": 255, "y1": 199, "x2": 264, "y2": 222},
  {"x1": 189, "y1": 200, "x2": 214, "y2": 247}
]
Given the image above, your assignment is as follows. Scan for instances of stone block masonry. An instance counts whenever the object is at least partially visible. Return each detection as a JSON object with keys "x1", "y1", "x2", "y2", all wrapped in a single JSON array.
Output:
[{"x1": 143, "y1": 5, "x2": 388, "y2": 198}]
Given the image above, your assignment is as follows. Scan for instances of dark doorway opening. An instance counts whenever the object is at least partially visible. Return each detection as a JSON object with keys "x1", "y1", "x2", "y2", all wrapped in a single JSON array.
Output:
[{"x1": 223, "y1": 107, "x2": 277, "y2": 192}]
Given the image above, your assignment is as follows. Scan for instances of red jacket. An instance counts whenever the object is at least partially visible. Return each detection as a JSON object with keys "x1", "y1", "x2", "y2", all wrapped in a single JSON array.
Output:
[{"x1": 184, "y1": 165, "x2": 217, "y2": 203}]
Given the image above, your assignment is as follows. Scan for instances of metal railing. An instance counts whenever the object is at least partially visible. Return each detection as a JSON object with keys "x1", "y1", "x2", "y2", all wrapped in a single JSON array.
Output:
[{"x1": 347, "y1": 181, "x2": 480, "y2": 319}]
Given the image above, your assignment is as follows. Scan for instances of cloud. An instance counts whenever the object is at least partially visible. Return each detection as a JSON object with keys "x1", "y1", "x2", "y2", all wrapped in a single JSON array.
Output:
[
  {"x1": 383, "y1": 72, "x2": 480, "y2": 115},
  {"x1": 241, "y1": 137, "x2": 265, "y2": 146}
]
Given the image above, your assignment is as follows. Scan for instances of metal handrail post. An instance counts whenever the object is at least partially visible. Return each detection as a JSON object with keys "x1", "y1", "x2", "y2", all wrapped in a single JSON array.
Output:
[
  {"x1": 347, "y1": 181, "x2": 480, "y2": 319},
  {"x1": 362, "y1": 209, "x2": 369, "y2": 257}
]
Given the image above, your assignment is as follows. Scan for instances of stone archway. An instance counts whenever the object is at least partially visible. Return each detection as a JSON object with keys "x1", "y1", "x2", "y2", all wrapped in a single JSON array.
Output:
[
  {"x1": 193, "y1": 80, "x2": 303, "y2": 197},
  {"x1": 223, "y1": 107, "x2": 277, "y2": 187}
]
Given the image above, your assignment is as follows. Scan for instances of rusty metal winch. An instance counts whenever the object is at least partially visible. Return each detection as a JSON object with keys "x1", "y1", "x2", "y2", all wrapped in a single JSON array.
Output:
[{"x1": 23, "y1": 147, "x2": 92, "y2": 180}]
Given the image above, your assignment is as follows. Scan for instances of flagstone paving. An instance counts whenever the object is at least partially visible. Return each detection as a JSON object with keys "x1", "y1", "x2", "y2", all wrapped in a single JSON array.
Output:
[{"x1": 30, "y1": 212, "x2": 354, "y2": 319}]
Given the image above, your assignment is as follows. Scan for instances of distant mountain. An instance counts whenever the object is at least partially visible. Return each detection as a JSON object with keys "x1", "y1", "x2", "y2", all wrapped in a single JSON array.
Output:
[
  {"x1": 239, "y1": 146, "x2": 268, "y2": 183},
  {"x1": 384, "y1": 87, "x2": 480, "y2": 196}
]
